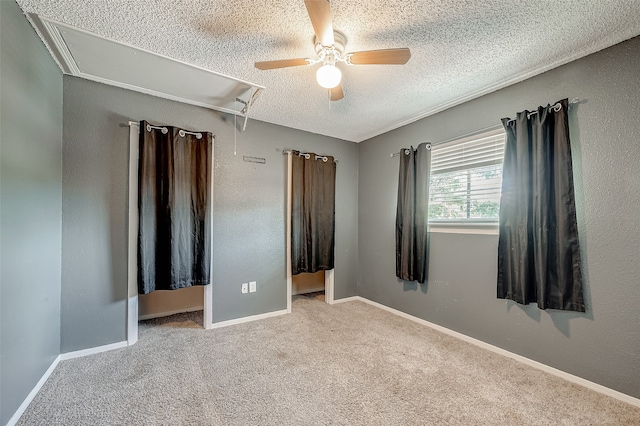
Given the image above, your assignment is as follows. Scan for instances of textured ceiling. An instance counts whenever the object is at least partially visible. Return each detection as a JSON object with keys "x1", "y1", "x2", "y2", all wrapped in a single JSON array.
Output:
[{"x1": 16, "y1": 0, "x2": 640, "y2": 142}]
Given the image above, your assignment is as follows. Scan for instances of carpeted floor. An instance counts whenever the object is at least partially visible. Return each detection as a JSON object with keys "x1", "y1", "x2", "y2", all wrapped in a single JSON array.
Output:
[{"x1": 18, "y1": 295, "x2": 640, "y2": 425}]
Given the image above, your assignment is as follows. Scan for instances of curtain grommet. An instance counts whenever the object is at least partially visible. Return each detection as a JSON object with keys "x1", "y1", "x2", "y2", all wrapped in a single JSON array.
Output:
[
  {"x1": 178, "y1": 129, "x2": 203, "y2": 139},
  {"x1": 146, "y1": 124, "x2": 168, "y2": 134}
]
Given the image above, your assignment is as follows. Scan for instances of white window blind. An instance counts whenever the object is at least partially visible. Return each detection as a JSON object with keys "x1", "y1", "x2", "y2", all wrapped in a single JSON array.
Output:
[{"x1": 428, "y1": 130, "x2": 506, "y2": 222}]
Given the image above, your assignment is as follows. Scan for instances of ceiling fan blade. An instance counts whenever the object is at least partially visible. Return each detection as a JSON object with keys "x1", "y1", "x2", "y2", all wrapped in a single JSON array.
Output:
[
  {"x1": 347, "y1": 48, "x2": 411, "y2": 65},
  {"x1": 255, "y1": 58, "x2": 310, "y2": 70},
  {"x1": 328, "y1": 83, "x2": 344, "y2": 101},
  {"x1": 304, "y1": 0, "x2": 334, "y2": 47}
]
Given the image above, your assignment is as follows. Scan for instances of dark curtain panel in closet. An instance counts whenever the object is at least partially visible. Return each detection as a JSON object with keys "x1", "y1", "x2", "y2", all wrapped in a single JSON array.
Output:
[
  {"x1": 138, "y1": 121, "x2": 212, "y2": 294},
  {"x1": 396, "y1": 143, "x2": 431, "y2": 283},
  {"x1": 498, "y1": 99, "x2": 584, "y2": 311},
  {"x1": 291, "y1": 152, "x2": 336, "y2": 275}
]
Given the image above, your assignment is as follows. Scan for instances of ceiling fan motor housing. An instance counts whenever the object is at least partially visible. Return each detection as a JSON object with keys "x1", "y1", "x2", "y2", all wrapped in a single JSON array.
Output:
[{"x1": 314, "y1": 30, "x2": 347, "y2": 64}]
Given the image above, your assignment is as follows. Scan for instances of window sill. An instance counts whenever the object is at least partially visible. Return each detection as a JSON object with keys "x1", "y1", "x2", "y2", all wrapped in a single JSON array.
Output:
[{"x1": 428, "y1": 222, "x2": 499, "y2": 235}]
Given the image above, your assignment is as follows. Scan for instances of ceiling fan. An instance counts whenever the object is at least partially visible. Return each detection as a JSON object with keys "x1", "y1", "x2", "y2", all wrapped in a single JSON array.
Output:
[{"x1": 255, "y1": 0, "x2": 411, "y2": 101}]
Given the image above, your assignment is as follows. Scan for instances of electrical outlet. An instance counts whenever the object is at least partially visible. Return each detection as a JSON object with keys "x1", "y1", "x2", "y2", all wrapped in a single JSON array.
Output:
[
  {"x1": 241, "y1": 283, "x2": 248, "y2": 294},
  {"x1": 249, "y1": 281, "x2": 257, "y2": 293}
]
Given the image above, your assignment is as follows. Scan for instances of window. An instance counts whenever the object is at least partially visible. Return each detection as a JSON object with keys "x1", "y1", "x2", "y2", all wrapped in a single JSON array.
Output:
[{"x1": 428, "y1": 129, "x2": 506, "y2": 224}]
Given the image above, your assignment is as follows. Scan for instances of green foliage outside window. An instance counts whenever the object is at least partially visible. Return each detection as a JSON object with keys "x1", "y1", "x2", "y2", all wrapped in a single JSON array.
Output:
[{"x1": 428, "y1": 164, "x2": 502, "y2": 221}]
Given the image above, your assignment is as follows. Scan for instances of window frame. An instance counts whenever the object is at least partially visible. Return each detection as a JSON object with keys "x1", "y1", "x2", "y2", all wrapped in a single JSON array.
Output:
[{"x1": 427, "y1": 127, "x2": 506, "y2": 235}]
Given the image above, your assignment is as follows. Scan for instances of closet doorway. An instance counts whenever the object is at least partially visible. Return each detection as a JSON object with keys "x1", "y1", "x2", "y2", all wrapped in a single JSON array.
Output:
[
  {"x1": 292, "y1": 271, "x2": 325, "y2": 297},
  {"x1": 285, "y1": 150, "x2": 335, "y2": 312},
  {"x1": 137, "y1": 287, "x2": 205, "y2": 320},
  {"x1": 126, "y1": 121, "x2": 213, "y2": 345}
]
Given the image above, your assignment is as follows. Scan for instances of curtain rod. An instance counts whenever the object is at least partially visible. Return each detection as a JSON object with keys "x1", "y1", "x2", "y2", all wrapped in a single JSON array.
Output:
[
  {"x1": 505, "y1": 98, "x2": 580, "y2": 125},
  {"x1": 390, "y1": 98, "x2": 581, "y2": 158},
  {"x1": 128, "y1": 120, "x2": 215, "y2": 140},
  {"x1": 282, "y1": 149, "x2": 338, "y2": 163}
]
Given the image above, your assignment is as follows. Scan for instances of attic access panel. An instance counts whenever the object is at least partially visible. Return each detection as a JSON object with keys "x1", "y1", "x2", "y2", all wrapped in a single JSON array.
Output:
[{"x1": 29, "y1": 14, "x2": 264, "y2": 119}]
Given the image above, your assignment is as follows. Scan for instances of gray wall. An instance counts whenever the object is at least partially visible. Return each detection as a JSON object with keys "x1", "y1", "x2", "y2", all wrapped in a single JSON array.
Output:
[
  {"x1": 61, "y1": 76, "x2": 358, "y2": 350},
  {"x1": 6, "y1": 0, "x2": 636, "y2": 411},
  {"x1": 358, "y1": 36, "x2": 640, "y2": 398},
  {"x1": 0, "y1": 1, "x2": 63, "y2": 424}
]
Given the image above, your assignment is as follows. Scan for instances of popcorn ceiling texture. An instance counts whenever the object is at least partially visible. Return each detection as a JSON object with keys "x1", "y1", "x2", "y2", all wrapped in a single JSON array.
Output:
[{"x1": 16, "y1": 0, "x2": 640, "y2": 142}]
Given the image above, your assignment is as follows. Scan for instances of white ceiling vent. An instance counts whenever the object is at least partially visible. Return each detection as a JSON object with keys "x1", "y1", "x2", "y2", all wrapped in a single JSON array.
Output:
[{"x1": 29, "y1": 14, "x2": 264, "y2": 123}]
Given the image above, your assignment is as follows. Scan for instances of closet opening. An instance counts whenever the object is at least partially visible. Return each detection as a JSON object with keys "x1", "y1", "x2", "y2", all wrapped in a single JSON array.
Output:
[
  {"x1": 137, "y1": 287, "x2": 205, "y2": 329},
  {"x1": 138, "y1": 287, "x2": 205, "y2": 320},
  {"x1": 285, "y1": 150, "x2": 336, "y2": 312},
  {"x1": 126, "y1": 121, "x2": 213, "y2": 345},
  {"x1": 292, "y1": 271, "x2": 326, "y2": 301}
]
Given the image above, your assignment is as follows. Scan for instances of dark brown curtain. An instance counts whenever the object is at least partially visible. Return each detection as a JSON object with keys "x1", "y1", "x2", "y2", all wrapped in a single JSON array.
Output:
[
  {"x1": 291, "y1": 152, "x2": 336, "y2": 275},
  {"x1": 396, "y1": 143, "x2": 431, "y2": 283},
  {"x1": 498, "y1": 99, "x2": 584, "y2": 311},
  {"x1": 137, "y1": 121, "x2": 212, "y2": 294}
]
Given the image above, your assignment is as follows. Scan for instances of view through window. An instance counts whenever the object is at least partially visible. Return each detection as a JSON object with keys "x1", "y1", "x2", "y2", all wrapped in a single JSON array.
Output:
[{"x1": 428, "y1": 129, "x2": 506, "y2": 223}]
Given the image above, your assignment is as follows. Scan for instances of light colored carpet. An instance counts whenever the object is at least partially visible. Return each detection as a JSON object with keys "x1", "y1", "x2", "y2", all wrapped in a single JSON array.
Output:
[{"x1": 18, "y1": 295, "x2": 640, "y2": 425}]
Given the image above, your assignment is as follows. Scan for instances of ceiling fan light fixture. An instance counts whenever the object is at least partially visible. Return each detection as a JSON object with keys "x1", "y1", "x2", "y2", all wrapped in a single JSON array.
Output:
[
  {"x1": 316, "y1": 64, "x2": 341, "y2": 89},
  {"x1": 253, "y1": 4, "x2": 410, "y2": 101}
]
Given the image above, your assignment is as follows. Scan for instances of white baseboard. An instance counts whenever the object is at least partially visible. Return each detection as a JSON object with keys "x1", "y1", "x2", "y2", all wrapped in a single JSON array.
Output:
[
  {"x1": 59, "y1": 341, "x2": 128, "y2": 361},
  {"x1": 352, "y1": 296, "x2": 640, "y2": 409},
  {"x1": 330, "y1": 296, "x2": 360, "y2": 304},
  {"x1": 10, "y1": 341, "x2": 130, "y2": 424},
  {"x1": 208, "y1": 309, "x2": 288, "y2": 329},
  {"x1": 6, "y1": 355, "x2": 61, "y2": 426},
  {"x1": 138, "y1": 305, "x2": 204, "y2": 321},
  {"x1": 7, "y1": 307, "x2": 281, "y2": 424}
]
